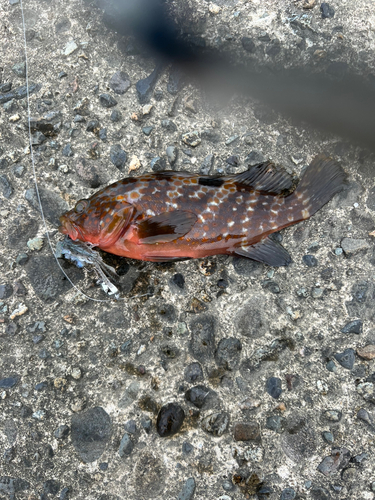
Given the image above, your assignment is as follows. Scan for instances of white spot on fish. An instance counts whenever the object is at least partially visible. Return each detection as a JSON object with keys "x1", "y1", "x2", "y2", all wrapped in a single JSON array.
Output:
[
  {"x1": 198, "y1": 215, "x2": 205, "y2": 222},
  {"x1": 152, "y1": 187, "x2": 161, "y2": 194},
  {"x1": 146, "y1": 209, "x2": 155, "y2": 216},
  {"x1": 228, "y1": 221, "x2": 235, "y2": 227},
  {"x1": 302, "y1": 209, "x2": 310, "y2": 219},
  {"x1": 288, "y1": 214, "x2": 294, "y2": 222}
]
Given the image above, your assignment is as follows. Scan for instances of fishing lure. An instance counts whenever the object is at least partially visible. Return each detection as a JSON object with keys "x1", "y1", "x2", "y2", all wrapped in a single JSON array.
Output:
[{"x1": 59, "y1": 154, "x2": 346, "y2": 266}]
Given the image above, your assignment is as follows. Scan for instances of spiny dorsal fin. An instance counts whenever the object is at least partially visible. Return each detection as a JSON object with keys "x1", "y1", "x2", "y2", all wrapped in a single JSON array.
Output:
[
  {"x1": 136, "y1": 210, "x2": 197, "y2": 244},
  {"x1": 233, "y1": 162, "x2": 294, "y2": 195},
  {"x1": 234, "y1": 237, "x2": 292, "y2": 267}
]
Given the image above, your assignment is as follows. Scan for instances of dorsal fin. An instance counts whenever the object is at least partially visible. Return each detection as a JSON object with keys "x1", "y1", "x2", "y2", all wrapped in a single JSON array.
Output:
[{"x1": 233, "y1": 162, "x2": 294, "y2": 195}]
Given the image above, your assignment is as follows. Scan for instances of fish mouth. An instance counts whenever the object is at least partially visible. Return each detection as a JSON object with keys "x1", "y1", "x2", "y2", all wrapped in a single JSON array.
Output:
[{"x1": 59, "y1": 216, "x2": 80, "y2": 240}]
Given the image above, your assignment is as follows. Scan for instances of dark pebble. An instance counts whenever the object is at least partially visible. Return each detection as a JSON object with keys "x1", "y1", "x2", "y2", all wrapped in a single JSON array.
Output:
[
  {"x1": 141, "y1": 417, "x2": 152, "y2": 434},
  {"x1": 184, "y1": 362, "x2": 203, "y2": 383},
  {"x1": 110, "y1": 145, "x2": 127, "y2": 170},
  {"x1": 99, "y1": 462, "x2": 108, "y2": 471},
  {"x1": 98, "y1": 128, "x2": 107, "y2": 141},
  {"x1": 35, "y1": 381, "x2": 48, "y2": 391},
  {"x1": 357, "y1": 408, "x2": 374, "y2": 428},
  {"x1": 71, "y1": 407, "x2": 112, "y2": 463},
  {"x1": 189, "y1": 315, "x2": 216, "y2": 364},
  {"x1": 124, "y1": 419, "x2": 137, "y2": 434},
  {"x1": 161, "y1": 119, "x2": 177, "y2": 132},
  {"x1": 86, "y1": 120, "x2": 100, "y2": 133},
  {"x1": 118, "y1": 433, "x2": 134, "y2": 457},
  {"x1": 0, "y1": 175, "x2": 13, "y2": 199},
  {"x1": 322, "y1": 409, "x2": 342, "y2": 422},
  {"x1": 62, "y1": 143, "x2": 73, "y2": 157},
  {"x1": 280, "y1": 488, "x2": 296, "y2": 500},
  {"x1": 99, "y1": 93, "x2": 117, "y2": 108},
  {"x1": 262, "y1": 280, "x2": 280, "y2": 294},
  {"x1": 334, "y1": 348, "x2": 355, "y2": 370},
  {"x1": 177, "y1": 477, "x2": 195, "y2": 500},
  {"x1": 142, "y1": 126, "x2": 154, "y2": 136},
  {"x1": 341, "y1": 320, "x2": 362, "y2": 334},
  {"x1": 0, "y1": 82, "x2": 12, "y2": 92},
  {"x1": 215, "y1": 337, "x2": 242, "y2": 371},
  {"x1": 322, "y1": 431, "x2": 334, "y2": 443},
  {"x1": 0, "y1": 283, "x2": 13, "y2": 299},
  {"x1": 0, "y1": 376, "x2": 18, "y2": 389},
  {"x1": 245, "y1": 150, "x2": 265, "y2": 166},
  {"x1": 182, "y1": 441, "x2": 193, "y2": 454},
  {"x1": 109, "y1": 71, "x2": 131, "y2": 95},
  {"x1": 110, "y1": 109, "x2": 122, "y2": 122},
  {"x1": 31, "y1": 131, "x2": 47, "y2": 145},
  {"x1": 265, "y1": 415, "x2": 285, "y2": 433},
  {"x1": 266, "y1": 377, "x2": 282, "y2": 399},
  {"x1": 12, "y1": 164, "x2": 25, "y2": 178},
  {"x1": 303, "y1": 254, "x2": 318, "y2": 267},
  {"x1": 317, "y1": 448, "x2": 350, "y2": 476},
  {"x1": 54, "y1": 425, "x2": 70, "y2": 439},
  {"x1": 136, "y1": 64, "x2": 163, "y2": 104},
  {"x1": 185, "y1": 385, "x2": 210, "y2": 409},
  {"x1": 156, "y1": 403, "x2": 185, "y2": 437},
  {"x1": 199, "y1": 154, "x2": 215, "y2": 175},
  {"x1": 321, "y1": 3, "x2": 335, "y2": 18},
  {"x1": 151, "y1": 157, "x2": 167, "y2": 172},
  {"x1": 0, "y1": 83, "x2": 38, "y2": 104},
  {"x1": 241, "y1": 37, "x2": 256, "y2": 53},
  {"x1": 167, "y1": 65, "x2": 185, "y2": 95},
  {"x1": 58, "y1": 71, "x2": 68, "y2": 79},
  {"x1": 233, "y1": 422, "x2": 260, "y2": 441},
  {"x1": 201, "y1": 412, "x2": 229, "y2": 436},
  {"x1": 120, "y1": 340, "x2": 132, "y2": 353}
]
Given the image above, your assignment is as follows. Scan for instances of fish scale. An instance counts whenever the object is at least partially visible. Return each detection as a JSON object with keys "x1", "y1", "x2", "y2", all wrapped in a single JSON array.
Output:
[{"x1": 59, "y1": 154, "x2": 346, "y2": 267}]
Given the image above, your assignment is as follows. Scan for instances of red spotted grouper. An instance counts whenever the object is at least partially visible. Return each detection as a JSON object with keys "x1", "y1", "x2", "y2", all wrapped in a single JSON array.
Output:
[{"x1": 59, "y1": 154, "x2": 346, "y2": 266}]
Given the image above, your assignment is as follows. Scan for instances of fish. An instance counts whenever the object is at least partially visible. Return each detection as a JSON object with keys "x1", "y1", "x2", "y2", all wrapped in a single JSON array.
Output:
[{"x1": 59, "y1": 154, "x2": 346, "y2": 267}]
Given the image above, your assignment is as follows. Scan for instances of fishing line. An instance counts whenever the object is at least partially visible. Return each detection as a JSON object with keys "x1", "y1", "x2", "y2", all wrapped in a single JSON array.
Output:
[{"x1": 19, "y1": 0, "x2": 118, "y2": 303}]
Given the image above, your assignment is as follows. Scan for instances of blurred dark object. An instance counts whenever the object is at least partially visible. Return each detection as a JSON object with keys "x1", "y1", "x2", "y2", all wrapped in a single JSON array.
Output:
[{"x1": 100, "y1": 0, "x2": 375, "y2": 151}]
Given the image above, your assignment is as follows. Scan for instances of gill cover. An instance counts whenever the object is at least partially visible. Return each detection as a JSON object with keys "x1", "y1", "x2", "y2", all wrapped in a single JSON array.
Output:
[{"x1": 98, "y1": 204, "x2": 136, "y2": 248}]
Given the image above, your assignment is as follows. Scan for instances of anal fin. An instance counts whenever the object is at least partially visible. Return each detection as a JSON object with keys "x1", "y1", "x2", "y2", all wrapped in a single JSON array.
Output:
[{"x1": 234, "y1": 237, "x2": 292, "y2": 267}]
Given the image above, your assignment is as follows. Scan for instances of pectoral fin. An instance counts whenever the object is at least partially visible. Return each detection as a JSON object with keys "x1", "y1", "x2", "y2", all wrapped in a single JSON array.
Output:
[
  {"x1": 136, "y1": 210, "x2": 197, "y2": 244},
  {"x1": 234, "y1": 237, "x2": 292, "y2": 267}
]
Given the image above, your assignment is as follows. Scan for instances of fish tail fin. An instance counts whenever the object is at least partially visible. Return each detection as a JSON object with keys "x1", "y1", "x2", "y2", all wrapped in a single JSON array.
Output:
[{"x1": 286, "y1": 154, "x2": 346, "y2": 221}]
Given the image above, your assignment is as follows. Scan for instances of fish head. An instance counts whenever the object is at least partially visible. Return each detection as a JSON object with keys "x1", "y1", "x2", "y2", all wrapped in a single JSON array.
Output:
[{"x1": 59, "y1": 196, "x2": 135, "y2": 248}]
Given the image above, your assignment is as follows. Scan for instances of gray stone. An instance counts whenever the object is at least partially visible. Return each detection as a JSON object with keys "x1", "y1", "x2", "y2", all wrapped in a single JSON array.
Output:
[
  {"x1": 182, "y1": 131, "x2": 201, "y2": 147},
  {"x1": 71, "y1": 407, "x2": 112, "y2": 463},
  {"x1": 317, "y1": 448, "x2": 350, "y2": 476},
  {"x1": 110, "y1": 145, "x2": 127, "y2": 170},
  {"x1": 118, "y1": 433, "x2": 134, "y2": 457},
  {"x1": 177, "y1": 477, "x2": 196, "y2": 500},
  {"x1": 109, "y1": 71, "x2": 131, "y2": 94},
  {"x1": 215, "y1": 337, "x2": 242, "y2": 370},
  {"x1": 12, "y1": 62, "x2": 26, "y2": 78},
  {"x1": 334, "y1": 348, "x2": 355, "y2": 370},
  {"x1": 341, "y1": 238, "x2": 370, "y2": 256},
  {"x1": 99, "y1": 93, "x2": 118, "y2": 108}
]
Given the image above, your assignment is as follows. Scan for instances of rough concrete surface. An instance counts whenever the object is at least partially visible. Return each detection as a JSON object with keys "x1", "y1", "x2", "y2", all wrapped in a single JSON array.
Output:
[{"x1": 0, "y1": 0, "x2": 375, "y2": 499}]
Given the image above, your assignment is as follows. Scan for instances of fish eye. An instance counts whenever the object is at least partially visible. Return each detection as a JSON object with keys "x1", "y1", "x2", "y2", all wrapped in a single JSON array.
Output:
[{"x1": 75, "y1": 200, "x2": 88, "y2": 213}]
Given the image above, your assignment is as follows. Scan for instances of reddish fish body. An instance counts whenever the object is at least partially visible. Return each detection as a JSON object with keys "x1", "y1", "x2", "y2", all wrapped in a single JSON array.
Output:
[{"x1": 59, "y1": 155, "x2": 345, "y2": 266}]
